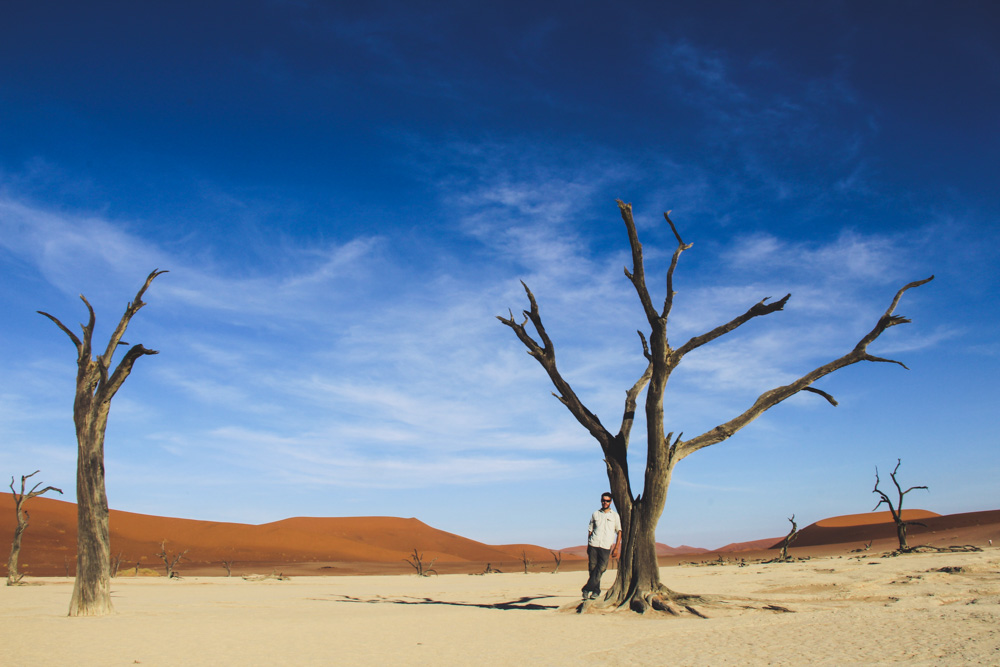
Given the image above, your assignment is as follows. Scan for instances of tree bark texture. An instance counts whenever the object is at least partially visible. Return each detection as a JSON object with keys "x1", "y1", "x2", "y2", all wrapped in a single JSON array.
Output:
[
  {"x1": 499, "y1": 200, "x2": 932, "y2": 613},
  {"x1": 38, "y1": 269, "x2": 165, "y2": 615}
]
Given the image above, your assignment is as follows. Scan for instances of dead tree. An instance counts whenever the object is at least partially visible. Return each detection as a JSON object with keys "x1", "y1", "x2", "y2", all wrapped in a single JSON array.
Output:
[
  {"x1": 520, "y1": 550, "x2": 533, "y2": 574},
  {"x1": 777, "y1": 515, "x2": 799, "y2": 561},
  {"x1": 110, "y1": 551, "x2": 125, "y2": 578},
  {"x1": 550, "y1": 550, "x2": 563, "y2": 574},
  {"x1": 873, "y1": 459, "x2": 928, "y2": 551},
  {"x1": 403, "y1": 548, "x2": 438, "y2": 576},
  {"x1": 221, "y1": 560, "x2": 235, "y2": 577},
  {"x1": 7, "y1": 471, "x2": 63, "y2": 585},
  {"x1": 156, "y1": 540, "x2": 189, "y2": 578},
  {"x1": 39, "y1": 269, "x2": 166, "y2": 615},
  {"x1": 499, "y1": 200, "x2": 932, "y2": 614}
]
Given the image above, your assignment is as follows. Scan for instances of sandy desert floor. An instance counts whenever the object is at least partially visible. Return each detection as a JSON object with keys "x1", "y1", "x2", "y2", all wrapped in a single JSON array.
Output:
[{"x1": 3, "y1": 548, "x2": 998, "y2": 666}]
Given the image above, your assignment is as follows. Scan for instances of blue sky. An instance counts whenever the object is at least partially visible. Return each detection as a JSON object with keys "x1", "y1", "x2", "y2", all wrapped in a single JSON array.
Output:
[{"x1": 1, "y1": 1, "x2": 997, "y2": 550}]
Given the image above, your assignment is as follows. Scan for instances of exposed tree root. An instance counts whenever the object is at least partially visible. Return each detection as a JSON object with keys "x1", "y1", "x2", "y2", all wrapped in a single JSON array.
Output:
[
  {"x1": 566, "y1": 586, "x2": 794, "y2": 618},
  {"x1": 884, "y1": 544, "x2": 983, "y2": 557}
]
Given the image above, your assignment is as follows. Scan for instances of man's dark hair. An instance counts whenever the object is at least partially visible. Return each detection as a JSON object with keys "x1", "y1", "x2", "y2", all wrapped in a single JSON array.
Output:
[{"x1": 601, "y1": 492, "x2": 613, "y2": 501}]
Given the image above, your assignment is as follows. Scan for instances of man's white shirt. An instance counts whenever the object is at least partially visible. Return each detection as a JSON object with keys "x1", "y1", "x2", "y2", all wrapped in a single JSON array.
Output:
[{"x1": 588, "y1": 509, "x2": 621, "y2": 549}]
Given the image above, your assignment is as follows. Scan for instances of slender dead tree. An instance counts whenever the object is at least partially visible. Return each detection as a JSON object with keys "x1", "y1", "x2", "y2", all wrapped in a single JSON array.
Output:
[
  {"x1": 520, "y1": 550, "x2": 533, "y2": 574},
  {"x1": 39, "y1": 269, "x2": 167, "y2": 615},
  {"x1": 7, "y1": 471, "x2": 63, "y2": 585},
  {"x1": 499, "y1": 200, "x2": 933, "y2": 613},
  {"x1": 550, "y1": 550, "x2": 563, "y2": 574},
  {"x1": 777, "y1": 515, "x2": 799, "y2": 562},
  {"x1": 110, "y1": 551, "x2": 126, "y2": 578},
  {"x1": 873, "y1": 459, "x2": 929, "y2": 551}
]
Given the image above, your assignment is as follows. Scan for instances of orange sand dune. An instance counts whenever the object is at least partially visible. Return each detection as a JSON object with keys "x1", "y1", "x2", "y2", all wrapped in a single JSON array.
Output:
[
  {"x1": 713, "y1": 537, "x2": 782, "y2": 553},
  {"x1": 778, "y1": 509, "x2": 1000, "y2": 550},
  {"x1": 4, "y1": 497, "x2": 998, "y2": 578},
  {"x1": 815, "y1": 509, "x2": 940, "y2": 527},
  {"x1": 0, "y1": 497, "x2": 580, "y2": 577}
]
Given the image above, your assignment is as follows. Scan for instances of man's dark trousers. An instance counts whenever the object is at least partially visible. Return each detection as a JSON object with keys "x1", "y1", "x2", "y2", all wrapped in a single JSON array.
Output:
[{"x1": 584, "y1": 545, "x2": 611, "y2": 596}]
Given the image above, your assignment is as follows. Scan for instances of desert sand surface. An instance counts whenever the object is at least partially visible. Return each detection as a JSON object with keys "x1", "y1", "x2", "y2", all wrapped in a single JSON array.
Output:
[
  {"x1": 4, "y1": 501, "x2": 1000, "y2": 665},
  {"x1": 3, "y1": 547, "x2": 999, "y2": 666}
]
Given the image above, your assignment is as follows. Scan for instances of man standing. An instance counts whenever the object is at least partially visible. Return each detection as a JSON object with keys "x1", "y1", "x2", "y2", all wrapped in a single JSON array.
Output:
[{"x1": 583, "y1": 492, "x2": 622, "y2": 600}]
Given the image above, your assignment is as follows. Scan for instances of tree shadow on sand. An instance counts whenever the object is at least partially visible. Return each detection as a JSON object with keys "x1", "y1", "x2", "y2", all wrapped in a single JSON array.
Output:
[{"x1": 314, "y1": 594, "x2": 560, "y2": 611}]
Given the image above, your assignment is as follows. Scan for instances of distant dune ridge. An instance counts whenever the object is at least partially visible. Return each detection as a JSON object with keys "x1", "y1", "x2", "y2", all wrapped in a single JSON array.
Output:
[{"x1": 2, "y1": 497, "x2": 997, "y2": 577}]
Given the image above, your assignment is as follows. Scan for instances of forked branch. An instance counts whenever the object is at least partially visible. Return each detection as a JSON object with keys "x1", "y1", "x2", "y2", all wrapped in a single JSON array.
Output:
[
  {"x1": 38, "y1": 269, "x2": 167, "y2": 402},
  {"x1": 498, "y1": 283, "x2": 619, "y2": 452},
  {"x1": 100, "y1": 269, "x2": 168, "y2": 366},
  {"x1": 677, "y1": 276, "x2": 934, "y2": 460}
]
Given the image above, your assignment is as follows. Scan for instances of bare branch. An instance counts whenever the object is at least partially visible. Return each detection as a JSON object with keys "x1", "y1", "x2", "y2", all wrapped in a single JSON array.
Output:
[
  {"x1": 637, "y1": 331, "x2": 651, "y2": 362},
  {"x1": 676, "y1": 277, "x2": 934, "y2": 460},
  {"x1": 661, "y1": 210, "x2": 692, "y2": 321},
  {"x1": 852, "y1": 276, "x2": 934, "y2": 353},
  {"x1": 802, "y1": 387, "x2": 838, "y2": 406},
  {"x1": 100, "y1": 269, "x2": 168, "y2": 367},
  {"x1": 619, "y1": 359, "x2": 653, "y2": 447},
  {"x1": 498, "y1": 282, "x2": 613, "y2": 450},
  {"x1": 10, "y1": 470, "x2": 63, "y2": 503},
  {"x1": 673, "y1": 294, "x2": 791, "y2": 362},
  {"x1": 103, "y1": 344, "x2": 160, "y2": 399},
  {"x1": 617, "y1": 200, "x2": 659, "y2": 324},
  {"x1": 36, "y1": 311, "x2": 83, "y2": 353},
  {"x1": 863, "y1": 354, "x2": 910, "y2": 369}
]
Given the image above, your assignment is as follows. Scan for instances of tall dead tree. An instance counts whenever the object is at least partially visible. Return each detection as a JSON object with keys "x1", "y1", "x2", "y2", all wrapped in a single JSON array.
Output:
[
  {"x1": 873, "y1": 458, "x2": 928, "y2": 551},
  {"x1": 7, "y1": 471, "x2": 63, "y2": 585},
  {"x1": 39, "y1": 269, "x2": 167, "y2": 616},
  {"x1": 499, "y1": 200, "x2": 932, "y2": 613}
]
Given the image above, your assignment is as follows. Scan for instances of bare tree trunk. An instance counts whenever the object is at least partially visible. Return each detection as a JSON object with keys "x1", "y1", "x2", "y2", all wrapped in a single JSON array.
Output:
[
  {"x1": 7, "y1": 471, "x2": 63, "y2": 586},
  {"x1": 39, "y1": 269, "x2": 166, "y2": 615},
  {"x1": 7, "y1": 524, "x2": 25, "y2": 585},
  {"x1": 499, "y1": 200, "x2": 932, "y2": 613}
]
